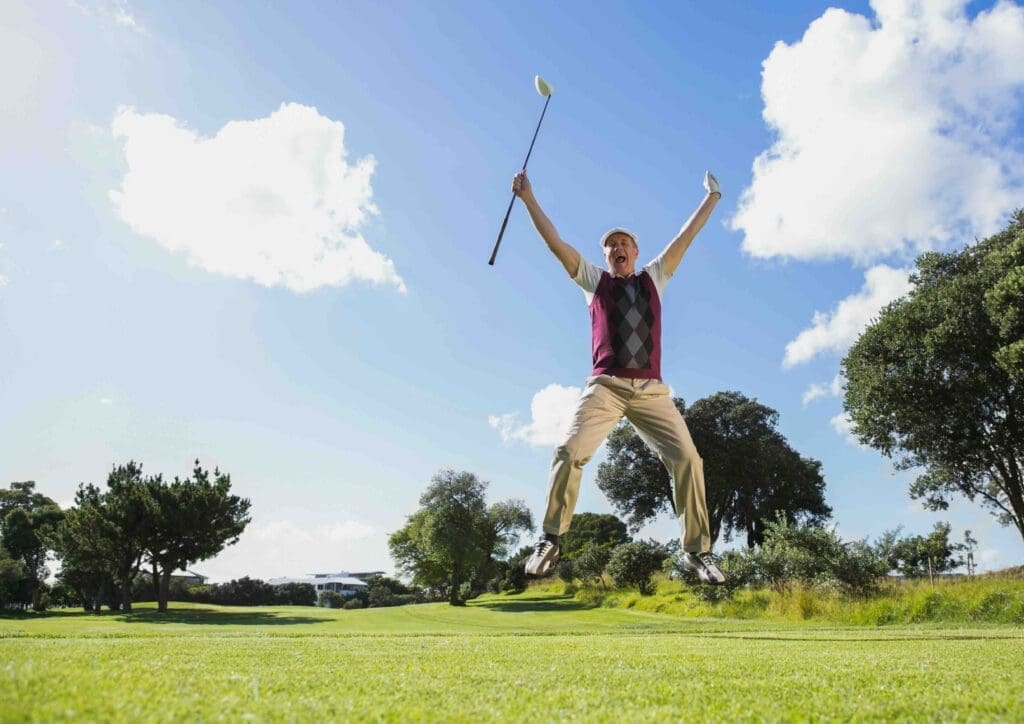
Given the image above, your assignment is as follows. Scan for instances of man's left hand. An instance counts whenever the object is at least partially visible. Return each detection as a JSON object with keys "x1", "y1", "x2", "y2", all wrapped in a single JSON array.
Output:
[{"x1": 703, "y1": 171, "x2": 721, "y2": 197}]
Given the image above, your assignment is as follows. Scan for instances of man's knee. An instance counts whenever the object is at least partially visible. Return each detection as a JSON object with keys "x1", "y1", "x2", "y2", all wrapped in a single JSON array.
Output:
[{"x1": 553, "y1": 440, "x2": 592, "y2": 469}]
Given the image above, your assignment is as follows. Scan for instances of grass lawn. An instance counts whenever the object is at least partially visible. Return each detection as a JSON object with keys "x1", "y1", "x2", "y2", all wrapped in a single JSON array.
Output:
[{"x1": 3, "y1": 592, "x2": 1023, "y2": 721}]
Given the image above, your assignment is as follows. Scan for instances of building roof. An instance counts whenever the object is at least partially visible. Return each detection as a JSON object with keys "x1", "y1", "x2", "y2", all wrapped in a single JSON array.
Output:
[{"x1": 268, "y1": 575, "x2": 368, "y2": 588}]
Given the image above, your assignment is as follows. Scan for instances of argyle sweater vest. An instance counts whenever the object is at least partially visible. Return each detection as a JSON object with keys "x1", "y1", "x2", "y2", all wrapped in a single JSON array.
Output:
[{"x1": 589, "y1": 270, "x2": 662, "y2": 380}]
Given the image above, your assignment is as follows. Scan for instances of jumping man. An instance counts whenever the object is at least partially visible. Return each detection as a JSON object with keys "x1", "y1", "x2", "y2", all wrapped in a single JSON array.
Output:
[{"x1": 516, "y1": 169, "x2": 726, "y2": 585}]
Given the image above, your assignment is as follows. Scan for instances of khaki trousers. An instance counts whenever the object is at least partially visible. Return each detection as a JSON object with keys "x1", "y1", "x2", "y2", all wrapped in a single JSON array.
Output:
[{"x1": 542, "y1": 375, "x2": 712, "y2": 553}]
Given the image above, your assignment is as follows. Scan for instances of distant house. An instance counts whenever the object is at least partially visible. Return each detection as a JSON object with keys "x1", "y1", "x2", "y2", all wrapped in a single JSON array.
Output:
[
  {"x1": 172, "y1": 570, "x2": 209, "y2": 585},
  {"x1": 268, "y1": 571, "x2": 375, "y2": 598}
]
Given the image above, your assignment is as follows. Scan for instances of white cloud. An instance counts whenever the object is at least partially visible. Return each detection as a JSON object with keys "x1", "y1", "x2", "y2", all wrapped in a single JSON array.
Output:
[
  {"x1": 0, "y1": 274, "x2": 7, "y2": 288},
  {"x1": 830, "y1": 411, "x2": 859, "y2": 444},
  {"x1": 99, "y1": 397, "x2": 113, "y2": 406},
  {"x1": 731, "y1": 0, "x2": 1024, "y2": 263},
  {"x1": 978, "y1": 548, "x2": 1001, "y2": 568},
  {"x1": 110, "y1": 103, "x2": 405, "y2": 294},
  {"x1": 489, "y1": 384, "x2": 582, "y2": 447},
  {"x1": 68, "y1": 0, "x2": 143, "y2": 33},
  {"x1": 198, "y1": 518, "x2": 377, "y2": 582},
  {"x1": 802, "y1": 373, "x2": 846, "y2": 406},
  {"x1": 784, "y1": 265, "x2": 912, "y2": 367}
]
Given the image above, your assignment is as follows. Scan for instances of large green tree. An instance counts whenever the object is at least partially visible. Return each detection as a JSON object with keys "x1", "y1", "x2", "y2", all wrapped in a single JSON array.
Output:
[
  {"x1": 0, "y1": 482, "x2": 63, "y2": 609},
  {"x1": 843, "y1": 211, "x2": 1024, "y2": 544},
  {"x1": 597, "y1": 391, "x2": 831, "y2": 546},
  {"x1": 388, "y1": 470, "x2": 532, "y2": 605},
  {"x1": 143, "y1": 461, "x2": 250, "y2": 612},
  {"x1": 561, "y1": 512, "x2": 630, "y2": 560}
]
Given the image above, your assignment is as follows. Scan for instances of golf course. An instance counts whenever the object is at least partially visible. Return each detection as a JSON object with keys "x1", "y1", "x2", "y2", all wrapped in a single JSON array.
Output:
[{"x1": 3, "y1": 586, "x2": 1023, "y2": 721}]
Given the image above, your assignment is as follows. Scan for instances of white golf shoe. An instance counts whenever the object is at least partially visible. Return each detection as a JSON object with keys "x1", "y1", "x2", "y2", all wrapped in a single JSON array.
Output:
[
  {"x1": 524, "y1": 536, "x2": 561, "y2": 577},
  {"x1": 681, "y1": 551, "x2": 726, "y2": 585}
]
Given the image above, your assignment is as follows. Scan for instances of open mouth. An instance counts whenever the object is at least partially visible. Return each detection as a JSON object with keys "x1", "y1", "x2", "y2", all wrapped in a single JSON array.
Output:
[{"x1": 615, "y1": 254, "x2": 626, "y2": 264}]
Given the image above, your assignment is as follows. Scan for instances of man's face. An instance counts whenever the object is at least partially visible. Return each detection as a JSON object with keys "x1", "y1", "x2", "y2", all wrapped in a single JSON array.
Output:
[{"x1": 603, "y1": 232, "x2": 639, "y2": 277}]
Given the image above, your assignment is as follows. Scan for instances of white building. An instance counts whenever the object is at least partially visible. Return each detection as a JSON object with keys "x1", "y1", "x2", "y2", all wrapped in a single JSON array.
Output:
[{"x1": 268, "y1": 571, "x2": 379, "y2": 598}]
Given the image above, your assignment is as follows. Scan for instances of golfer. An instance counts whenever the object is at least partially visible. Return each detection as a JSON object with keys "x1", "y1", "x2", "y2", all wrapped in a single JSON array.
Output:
[{"x1": 515, "y1": 169, "x2": 726, "y2": 584}]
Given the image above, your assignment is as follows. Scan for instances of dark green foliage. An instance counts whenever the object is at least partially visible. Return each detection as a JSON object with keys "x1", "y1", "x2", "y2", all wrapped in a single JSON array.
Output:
[
  {"x1": 597, "y1": 392, "x2": 831, "y2": 546},
  {"x1": 843, "y1": 211, "x2": 1024, "y2": 544},
  {"x1": 886, "y1": 522, "x2": 964, "y2": 579},
  {"x1": 574, "y1": 543, "x2": 612, "y2": 586},
  {"x1": 0, "y1": 545, "x2": 27, "y2": 607},
  {"x1": 342, "y1": 597, "x2": 364, "y2": 610},
  {"x1": 143, "y1": 460, "x2": 251, "y2": 613},
  {"x1": 557, "y1": 559, "x2": 576, "y2": 584},
  {"x1": 0, "y1": 482, "x2": 63, "y2": 610},
  {"x1": 319, "y1": 590, "x2": 345, "y2": 609},
  {"x1": 389, "y1": 470, "x2": 533, "y2": 606},
  {"x1": 561, "y1": 513, "x2": 630, "y2": 559},
  {"x1": 606, "y1": 541, "x2": 669, "y2": 595}
]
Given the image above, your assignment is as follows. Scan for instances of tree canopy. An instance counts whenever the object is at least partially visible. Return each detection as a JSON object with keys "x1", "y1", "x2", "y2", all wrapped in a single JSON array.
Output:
[
  {"x1": 561, "y1": 513, "x2": 630, "y2": 560},
  {"x1": 597, "y1": 391, "x2": 831, "y2": 546},
  {"x1": 388, "y1": 469, "x2": 533, "y2": 605},
  {"x1": 843, "y1": 211, "x2": 1024, "y2": 544}
]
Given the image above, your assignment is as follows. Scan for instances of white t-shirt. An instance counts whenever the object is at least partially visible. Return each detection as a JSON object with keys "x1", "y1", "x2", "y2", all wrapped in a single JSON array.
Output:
[{"x1": 572, "y1": 252, "x2": 673, "y2": 305}]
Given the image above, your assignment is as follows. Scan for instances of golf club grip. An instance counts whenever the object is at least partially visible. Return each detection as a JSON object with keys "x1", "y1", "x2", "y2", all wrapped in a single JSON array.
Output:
[{"x1": 488, "y1": 193, "x2": 517, "y2": 265}]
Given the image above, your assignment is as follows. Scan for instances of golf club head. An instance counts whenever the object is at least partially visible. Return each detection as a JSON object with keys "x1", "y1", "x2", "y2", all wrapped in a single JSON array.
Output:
[{"x1": 535, "y1": 75, "x2": 553, "y2": 97}]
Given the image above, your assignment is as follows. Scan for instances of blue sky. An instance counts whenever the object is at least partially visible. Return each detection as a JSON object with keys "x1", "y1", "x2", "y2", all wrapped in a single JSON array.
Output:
[{"x1": 2, "y1": 0, "x2": 1022, "y2": 580}]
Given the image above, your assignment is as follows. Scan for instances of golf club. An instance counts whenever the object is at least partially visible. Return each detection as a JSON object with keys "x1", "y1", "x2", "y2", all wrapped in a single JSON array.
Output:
[{"x1": 488, "y1": 75, "x2": 554, "y2": 266}]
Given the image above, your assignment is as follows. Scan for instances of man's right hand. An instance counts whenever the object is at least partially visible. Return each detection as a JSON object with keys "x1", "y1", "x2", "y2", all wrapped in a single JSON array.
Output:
[{"x1": 512, "y1": 170, "x2": 532, "y2": 199}]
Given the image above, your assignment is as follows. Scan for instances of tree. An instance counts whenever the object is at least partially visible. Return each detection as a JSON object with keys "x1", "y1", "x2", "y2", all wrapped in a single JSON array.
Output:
[
  {"x1": 561, "y1": 513, "x2": 630, "y2": 560},
  {"x1": 843, "y1": 212, "x2": 1024, "y2": 544},
  {"x1": 50, "y1": 485, "x2": 119, "y2": 612},
  {"x1": 963, "y1": 529, "x2": 978, "y2": 578},
  {"x1": 52, "y1": 464, "x2": 156, "y2": 612},
  {"x1": 606, "y1": 541, "x2": 668, "y2": 595},
  {"x1": 573, "y1": 542, "x2": 613, "y2": 586},
  {"x1": 887, "y1": 522, "x2": 964, "y2": 582},
  {"x1": 0, "y1": 482, "x2": 64, "y2": 610},
  {"x1": 388, "y1": 470, "x2": 533, "y2": 606},
  {"x1": 0, "y1": 546, "x2": 27, "y2": 607},
  {"x1": 143, "y1": 461, "x2": 250, "y2": 612},
  {"x1": 597, "y1": 392, "x2": 831, "y2": 546}
]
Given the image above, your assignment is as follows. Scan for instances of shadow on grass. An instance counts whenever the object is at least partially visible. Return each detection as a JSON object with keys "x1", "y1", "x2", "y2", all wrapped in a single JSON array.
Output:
[
  {"x1": 0, "y1": 607, "x2": 329, "y2": 627},
  {"x1": 473, "y1": 594, "x2": 598, "y2": 613},
  {"x1": 120, "y1": 608, "x2": 330, "y2": 626}
]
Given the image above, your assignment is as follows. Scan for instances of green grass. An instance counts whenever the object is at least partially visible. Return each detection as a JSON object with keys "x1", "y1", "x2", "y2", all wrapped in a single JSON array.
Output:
[
  {"x1": 561, "y1": 574, "x2": 1024, "y2": 625},
  {"x1": 2, "y1": 592, "x2": 1023, "y2": 720}
]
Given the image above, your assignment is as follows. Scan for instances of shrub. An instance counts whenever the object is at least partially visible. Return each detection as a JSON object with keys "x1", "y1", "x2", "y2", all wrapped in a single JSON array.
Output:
[
  {"x1": 557, "y1": 559, "x2": 576, "y2": 584},
  {"x1": 574, "y1": 543, "x2": 612, "y2": 586},
  {"x1": 606, "y1": 541, "x2": 668, "y2": 595},
  {"x1": 342, "y1": 596, "x2": 365, "y2": 610},
  {"x1": 319, "y1": 591, "x2": 345, "y2": 609}
]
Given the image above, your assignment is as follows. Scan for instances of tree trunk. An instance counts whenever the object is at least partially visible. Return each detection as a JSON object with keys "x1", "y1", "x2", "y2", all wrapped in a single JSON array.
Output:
[
  {"x1": 158, "y1": 568, "x2": 172, "y2": 613},
  {"x1": 927, "y1": 556, "x2": 934, "y2": 587},
  {"x1": 448, "y1": 574, "x2": 461, "y2": 606},
  {"x1": 121, "y1": 571, "x2": 133, "y2": 612},
  {"x1": 151, "y1": 561, "x2": 160, "y2": 601}
]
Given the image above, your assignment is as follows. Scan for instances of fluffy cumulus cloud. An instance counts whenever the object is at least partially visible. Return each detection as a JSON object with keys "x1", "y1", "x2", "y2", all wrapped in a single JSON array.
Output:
[
  {"x1": 830, "y1": 411, "x2": 859, "y2": 444},
  {"x1": 198, "y1": 518, "x2": 377, "y2": 582},
  {"x1": 489, "y1": 384, "x2": 582, "y2": 447},
  {"x1": 784, "y1": 265, "x2": 912, "y2": 367},
  {"x1": 110, "y1": 103, "x2": 405, "y2": 293},
  {"x1": 731, "y1": 0, "x2": 1024, "y2": 263},
  {"x1": 803, "y1": 373, "x2": 845, "y2": 406}
]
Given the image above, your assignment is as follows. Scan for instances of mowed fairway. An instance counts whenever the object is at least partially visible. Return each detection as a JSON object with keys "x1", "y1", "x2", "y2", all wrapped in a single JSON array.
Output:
[{"x1": 2, "y1": 593, "x2": 1023, "y2": 721}]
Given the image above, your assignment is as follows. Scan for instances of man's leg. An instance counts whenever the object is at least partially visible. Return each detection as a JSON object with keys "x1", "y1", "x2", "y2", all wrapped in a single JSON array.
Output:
[
  {"x1": 542, "y1": 376, "x2": 629, "y2": 537},
  {"x1": 526, "y1": 376, "x2": 627, "y2": 576},
  {"x1": 624, "y1": 382, "x2": 712, "y2": 554}
]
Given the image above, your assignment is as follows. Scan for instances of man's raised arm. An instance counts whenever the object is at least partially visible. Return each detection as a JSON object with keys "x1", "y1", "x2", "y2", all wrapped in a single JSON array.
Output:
[
  {"x1": 513, "y1": 170, "x2": 581, "y2": 277},
  {"x1": 657, "y1": 171, "x2": 722, "y2": 277}
]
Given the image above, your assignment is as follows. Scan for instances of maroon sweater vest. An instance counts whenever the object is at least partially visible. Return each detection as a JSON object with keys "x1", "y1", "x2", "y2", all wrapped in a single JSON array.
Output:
[{"x1": 589, "y1": 270, "x2": 662, "y2": 380}]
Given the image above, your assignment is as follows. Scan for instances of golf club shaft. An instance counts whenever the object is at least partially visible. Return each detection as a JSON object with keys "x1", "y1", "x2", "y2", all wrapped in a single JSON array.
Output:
[{"x1": 488, "y1": 94, "x2": 552, "y2": 265}]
